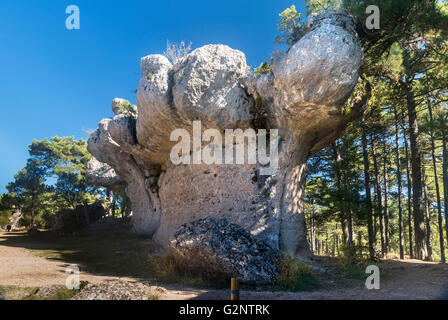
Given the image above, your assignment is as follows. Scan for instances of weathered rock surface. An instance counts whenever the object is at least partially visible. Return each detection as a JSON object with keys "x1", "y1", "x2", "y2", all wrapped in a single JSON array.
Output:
[
  {"x1": 71, "y1": 280, "x2": 164, "y2": 300},
  {"x1": 86, "y1": 10, "x2": 364, "y2": 258},
  {"x1": 85, "y1": 158, "x2": 122, "y2": 190},
  {"x1": 170, "y1": 217, "x2": 280, "y2": 284}
]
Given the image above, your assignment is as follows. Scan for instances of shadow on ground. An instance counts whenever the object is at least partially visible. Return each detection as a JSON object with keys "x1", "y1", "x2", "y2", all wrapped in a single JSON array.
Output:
[
  {"x1": 0, "y1": 228, "x2": 153, "y2": 280},
  {"x1": 2, "y1": 230, "x2": 448, "y2": 300}
]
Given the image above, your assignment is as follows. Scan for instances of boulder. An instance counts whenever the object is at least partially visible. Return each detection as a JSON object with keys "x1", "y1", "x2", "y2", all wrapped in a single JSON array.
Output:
[{"x1": 170, "y1": 217, "x2": 280, "y2": 284}]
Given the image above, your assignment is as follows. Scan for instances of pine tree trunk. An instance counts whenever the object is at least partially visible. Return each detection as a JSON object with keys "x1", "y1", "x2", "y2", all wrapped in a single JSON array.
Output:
[
  {"x1": 427, "y1": 101, "x2": 445, "y2": 263},
  {"x1": 422, "y1": 164, "x2": 432, "y2": 261},
  {"x1": 347, "y1": 196, "x2": 354, "y2": 248},
  {"x1": 333, "y1": 233, "x2": 337, "y2": 256},
  {"x1": 125, "y1": 206, "x2": 131, "y2": 218},
  {"x1": 311, "y1": 208, "x2": 316, "y2": 253},
  {"x1": 335, "y1": 233, "x2": 339, "y2": 255},
  {"x1": 371, "y1": 134, "x2": 386, "y2": 257},
  {"x1": 31, "y1": 208, "x2": 35, "y2": 228},
  {"x1": 383, "y1": 138, "x2": 390, "y2": 254},
  {"x1": 332, "y1": 142, "x2": 352, "y2": 248},
  {"x1": 403, "y1": 121, "x2": 414, "y2": 258},
  {"x1": 406, "y1": 82, "x2": 428, "y2": 260},
  {"x1": 393, "y1": 106, "x2": 405, "y2": 259},
  {"x1": 82, "y1": 203, "x2": 90, "y2": 226},
  {"x1": 361, "y1": 126, "x2": 376, "y2": 260},
  {"x1": 111, "y1": 193, "x2": 116, "y2": 217},
  {"x1": 443, "y1": 132, "x2": 448, "y2": 251},
  {"x1": 403, "y1": 50, "x2": 428, "y2": 260}
]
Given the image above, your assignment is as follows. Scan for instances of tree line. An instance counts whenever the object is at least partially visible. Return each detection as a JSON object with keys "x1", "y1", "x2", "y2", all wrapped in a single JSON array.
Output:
[
  {"x1": 291, "y1": 0, "x2": 448, "y2": 262},
  {"x1": 0, "y1": 137, "x2": 129, "y2": 230}
]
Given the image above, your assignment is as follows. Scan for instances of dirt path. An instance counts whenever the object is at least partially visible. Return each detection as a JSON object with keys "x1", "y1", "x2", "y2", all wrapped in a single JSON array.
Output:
[
  {"x1": 0, "y1": 231, "x2": 134, "y2": 287},
  {"x1": 1, "y1": 231, "x2": 447, "y2": 300},
  {"x1": 173, "y1": 259, "x2": 448, "y2": 300},
  {"x1": 0, "y1": 231, "x2": 220, "y2": 299}
]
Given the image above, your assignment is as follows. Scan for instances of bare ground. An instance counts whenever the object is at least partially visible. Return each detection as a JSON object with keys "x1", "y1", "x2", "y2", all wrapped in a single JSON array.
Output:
[
  {"x1": 0, "y1": 232, "x2": 132, "y2": 287},
  {"x1": 1, "y1": 231, "x2": 447, "y2": 300}
]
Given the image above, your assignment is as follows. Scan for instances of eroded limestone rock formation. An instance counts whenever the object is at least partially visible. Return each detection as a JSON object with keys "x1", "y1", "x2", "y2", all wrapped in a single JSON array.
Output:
[{"x1": 87, "y1": 10, "x2": 363, "y2": 258}]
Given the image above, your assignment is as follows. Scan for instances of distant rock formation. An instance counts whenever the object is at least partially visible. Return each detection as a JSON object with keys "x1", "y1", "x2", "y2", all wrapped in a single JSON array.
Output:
[
  {"x1": 8, "y1": 206, "x2": 23, "y2": 231},
  {"x1": 86, "y1": 10, "x2": 363, "y2": 258},
  {"x1": 53, "y1": 202, "x2": 107, "y2": 232}
]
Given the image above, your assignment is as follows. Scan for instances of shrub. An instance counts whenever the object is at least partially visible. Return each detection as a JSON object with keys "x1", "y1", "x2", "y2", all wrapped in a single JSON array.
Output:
[
  {"x1": 147, "y1": 253, "x2": 226, "y2": 288},
  {"x1": 274, "y1": 255, "x2": 320, "y2": 291},
  {"x1": 164, "y1": 40, "x2": 192, "y2": 64},
  {"x1": 253, "y1": 62, "x2": 271, "y2": 76},
  {"x1": 327, "y1": 245, "x2": 380, "y2": 280},
  {"x1": 0, "y1": 214, "x2": 10, "y2": 229},
  {"x1": 116, "y1": 100, "x2": 137, "y2": 117},
  {"x1": 274, "y1": 5, "x2": 304, "y2": 46}
]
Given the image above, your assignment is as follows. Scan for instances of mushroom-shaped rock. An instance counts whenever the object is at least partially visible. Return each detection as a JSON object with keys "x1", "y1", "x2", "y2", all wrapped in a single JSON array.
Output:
[
  {"x1": 86, "y1": 10, "x2": 364, "y2": 259},
  {"x1": 243, "y1": 9, "x2": 363, "y2": 255}
]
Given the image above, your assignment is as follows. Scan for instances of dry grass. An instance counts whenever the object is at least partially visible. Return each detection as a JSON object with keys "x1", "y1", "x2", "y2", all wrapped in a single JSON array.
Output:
[
  {"x1": 274, "y1": 255, "x2": 321, "y2": 291},
  {"x1": 147, "y1": 253, "x2": 227, "y2": 288}
]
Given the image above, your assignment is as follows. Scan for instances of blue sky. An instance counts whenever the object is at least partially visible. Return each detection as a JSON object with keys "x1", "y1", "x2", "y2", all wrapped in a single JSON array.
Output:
[{"x1": 0, "y1": 0, "x2": 307, "y2": 192}]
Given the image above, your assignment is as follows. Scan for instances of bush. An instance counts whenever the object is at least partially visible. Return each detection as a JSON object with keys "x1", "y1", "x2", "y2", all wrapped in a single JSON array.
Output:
[
  {"x1": 327, "y1": 245, "x2": 379, "y2": 280},
  {"x1": 274, "y1": 255, "x2": 320, "y2": 291},
  {"x1": 253, "y1": 62, "x2": 271, "y2": 76},
  {"x1": 53, "y1": 202, "x2": 106, "y2": 233},
  {"x1": 116, "y1": 100, "x2": 137, "y2": 117},
  {"x1": 147, "y1": 253, "x2": 226, "y2": 288},
  {"x1": 163, "y1": 40, "x2": 192, "y2": 64},
  {"x1": 0, "y1": 214, "x2": 10, "y2": 229},
  {"x1": 0, "y1": 203, "x2": 12, "y2": 228}
]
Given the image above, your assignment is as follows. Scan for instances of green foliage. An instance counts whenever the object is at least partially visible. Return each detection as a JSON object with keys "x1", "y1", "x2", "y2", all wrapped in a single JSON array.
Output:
[
  {"x1": 305, "y1": 0, "x2": 341, "y2": 14},
  {"x1": 28, "y1": 137, "x2": 97, "y2": 210},
  {"x1": 116, "y1": 100, "x2": 137, "y2": 117},
  {"x1": 274, "y1": 1, "x2": 447, "y2": 70},
  {"x1": 253, "y1": 62, "x2": 271, "y2": 76},
  {"x1": 2, "y1": 137, "x2": 101, "y2": 229},
  {"x1": 0, "y1": 286, "x2": 38, "y2": 300},
  {"x1": 275, "y1": 5, "x2": 304, "y2": 46},
  {"x1": 275, "y1": 255, "x2": 321, "y2": 291},
  {"x1": 297, "y1": 0, "x2": 448, "y2": 262},
  {"x1": 327, "y1": 245, "x2": 381, "y2": 280},
  {"x1": 344, "y1": 0, "x2": 447, "y2": 64},
  {"x1": 147, "y1": 254, "x2": 227, "y2": 288},
  {"x1": 0, "y1": 194, "x2": 12, "y2": 228},
  {"x1": 0, "y1": 215, "x2": 10, "y2": 228},
  {"x1": 6, "y1": 159, "x2": 53, "y2": 228}
]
